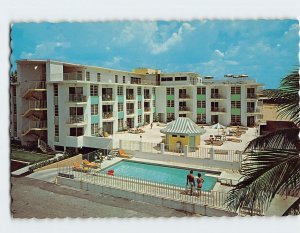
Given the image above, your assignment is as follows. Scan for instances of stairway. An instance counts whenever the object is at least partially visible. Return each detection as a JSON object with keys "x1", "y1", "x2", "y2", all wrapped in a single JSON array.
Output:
[
  {"x1": 109, "y1": 149, "x2": 119, "y2": 157},
  {"x1": 38, "y1": 139, "x2": 56, "y2": 155}
]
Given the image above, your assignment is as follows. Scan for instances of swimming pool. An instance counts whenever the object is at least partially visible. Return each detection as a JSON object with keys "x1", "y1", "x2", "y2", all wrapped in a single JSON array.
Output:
[{"x1": 102, "y1": 161, "x2": 218, "y2": 191}]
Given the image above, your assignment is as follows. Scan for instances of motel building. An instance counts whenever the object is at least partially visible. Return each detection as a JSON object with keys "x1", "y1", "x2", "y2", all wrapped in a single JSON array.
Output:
[{"x1": 10, "y1": 59, "x2": 263, "y2": 151}]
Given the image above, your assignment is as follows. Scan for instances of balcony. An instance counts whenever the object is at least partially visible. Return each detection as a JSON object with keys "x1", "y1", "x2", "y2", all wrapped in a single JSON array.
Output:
[
  {"x1": 246, "y1": 93, "x2": 257, "y2": 99},
  {"x1": 144, "y1": 107, "x2": 151, "y2": 112},
  {"x1": 144, "y1": 94, "x2": 151, "y2": 100},
  {"x1": 179, "y1": 94, "x2": 191, "y2": 99},
  {"x1": 211, "y1": 107, "x2": 226, "y2": 113},
  {"x1": 102, "y1": 95, "x2": 114, "y2": 101},
  {"x1": 210, "y1": 93, "x2": 225, "y2": 99},
  {"x1": 69, "y1": 94, "x2": 87, "y2": 103},
  {"x1": 126, "y1": 109, "x2": 135, "y2": 115},
  {"x1": 126, "y1": 94, "x2": 135, "y2": 100},
  {"x1": 247, "y1": 108, "x2": 260, "y2": 114},
  {"x1": 102, "y1": 112, "x2": 113, "y2": 119},
  {"x1": 63, "y1": 72, "x2": 83, "y2": 81},
  {"x1": 179, "y1": 106, "x2": 190, "y2": 112},
  {"x1": 22, "y1": 100, "x2": 47, "y2": 117},
  {"x1": 67, "y1": 115, "x2": 85, "y2": 124}
]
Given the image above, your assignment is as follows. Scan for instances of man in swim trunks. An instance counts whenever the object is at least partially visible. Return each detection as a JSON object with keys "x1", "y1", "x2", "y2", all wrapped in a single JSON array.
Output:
[
  {"x1": 186, "y1": 170, "x2": 195, "y2": 195},
  {"x1": 196, "y1": 173, "x2": 204, "y2": 195}
]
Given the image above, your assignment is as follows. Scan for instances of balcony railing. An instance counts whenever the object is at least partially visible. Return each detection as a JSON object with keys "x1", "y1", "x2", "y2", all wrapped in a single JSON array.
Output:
[
  {"x1": 63, "y1": 72, "x2": 83, "y2": 81},
  {"x1": 247, "y1": 108, "x2": 260, "y2": 113},
  {"x1": 211, "y1": 93, "x2": 224, "y2": 99},
  {"x1": 126, "y1": 94, "x2": 135, "y2": 100},
  {"x1": 22, "y1": 100, "x2": 47, "y2": 114},
  {"x1": 102, "y1": 112, "x2": 113, "y2": 119},
  {"x1": 179, "y1": 94, "x2": 190, "y2": 99},
  {"x1": 126, "y1": 109, "x2": 134, "y2": 115},
  {"x1": 21, "y1": 81, "x2": 46, "y2": 96},
  {"x1": 144, "y1": 107, "x2": 151, "y2": 112},
  {"x1": 211, "y1": 107, "x2": 226, "y2": 112},
  {"x1": 102, "y1": 95, "x2": 113, "y2": 101},
  {"x1": 230, "y1": 122, "x2": 241, "y2": 126},
  {"x1": 179, "y1": 106, "x2": 190, "y2": 111},
  {"x1": 67, "y1": 115, "x2": 85, "y2": 124},
  {"x1": 144, "y1": 94, "x2": 151, "y2": 99},
  {"x1": 247, "y1": 93, "x2": 257, "y2": 99},
  {"x1": 69, "y1": 94, "x2": 87, "y2": 102}
]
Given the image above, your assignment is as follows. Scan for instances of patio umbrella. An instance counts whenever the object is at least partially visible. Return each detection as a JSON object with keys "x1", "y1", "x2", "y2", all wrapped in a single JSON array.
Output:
[{"x1": 211, "y1": 122, "x2": 226, "y2": 135}]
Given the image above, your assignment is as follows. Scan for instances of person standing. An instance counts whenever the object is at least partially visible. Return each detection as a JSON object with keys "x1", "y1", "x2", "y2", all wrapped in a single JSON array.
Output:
[
  {"x1": 196, "y1": 173, "x2": 204, "y2": 195},
  {"x1": 150, "y1": 122, "x2": 153, "y2": 129},
  {"x1": 186, "y1": 170, "x2": 195, "y2": 196}
]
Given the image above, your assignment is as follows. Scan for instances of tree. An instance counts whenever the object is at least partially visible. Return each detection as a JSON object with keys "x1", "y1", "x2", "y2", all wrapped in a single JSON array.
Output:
[{"x1": 225, "y1": 69, "x2": 300, "y2": 215}]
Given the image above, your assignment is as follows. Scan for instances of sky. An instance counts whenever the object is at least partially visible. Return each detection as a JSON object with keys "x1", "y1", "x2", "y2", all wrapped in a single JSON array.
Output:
[{"x1": 11, "y1": 20, "x2": 299, "y2": 88}]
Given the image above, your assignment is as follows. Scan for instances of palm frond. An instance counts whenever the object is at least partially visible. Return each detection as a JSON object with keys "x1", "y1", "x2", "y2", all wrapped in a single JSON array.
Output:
[
  {"x1": 244, "y1": 128, "x2": 299, "y2": 152},
  {"x1": 225, "y1": 149, "x2": 300, "y2": 214},
  {"x1": 261, "y1": 69, "x2": 300, "y2": 126}
]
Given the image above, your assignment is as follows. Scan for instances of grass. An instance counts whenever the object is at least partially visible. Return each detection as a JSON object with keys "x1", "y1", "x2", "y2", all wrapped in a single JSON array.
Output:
[{"x1": 10, "y1": 149, "x2": 53, "y2": 164}]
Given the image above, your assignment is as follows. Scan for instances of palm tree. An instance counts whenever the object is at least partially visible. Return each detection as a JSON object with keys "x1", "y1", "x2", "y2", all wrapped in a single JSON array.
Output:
[{"x1": 225, "y1": 69, "x2": 300, "y2": 215}]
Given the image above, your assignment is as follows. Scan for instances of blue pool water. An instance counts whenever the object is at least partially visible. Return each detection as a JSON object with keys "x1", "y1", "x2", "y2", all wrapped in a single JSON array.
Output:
[{"x1": 102, "y1": 161, "x2": 218, "y2": 191}]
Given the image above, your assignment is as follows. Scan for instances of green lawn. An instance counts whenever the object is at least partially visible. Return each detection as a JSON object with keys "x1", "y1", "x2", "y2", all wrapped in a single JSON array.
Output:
[{"x1": 10, "y1": 150, "x2": 52, "y2": 164}]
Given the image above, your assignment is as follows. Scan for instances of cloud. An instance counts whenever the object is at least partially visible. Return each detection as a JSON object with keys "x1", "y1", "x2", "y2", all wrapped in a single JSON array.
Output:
[
  {"x1": 20, "y1": 41, "x2": 70, "y2": 59},
  {"x1": 214, "y1": 49, "x2": 224, "y2": 58},
  {"x1": 104, "y1": 56, "x2": 123, "y2": 67}
]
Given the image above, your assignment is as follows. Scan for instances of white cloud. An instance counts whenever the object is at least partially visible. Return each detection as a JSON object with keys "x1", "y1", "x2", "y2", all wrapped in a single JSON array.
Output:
[
  {"x1": 104, "y1": 56, "x2": 122, "y2": 67},
  {"x1": 284, "y1": 23, "x2": 299, "y2": 35},
  {"x1": 105, "y1": 46, "x2": 111, "y2": 51},
  {"x1": 116, "y1": 22, "x2": 195, "y2": 55},
  {"x1": 214, "y1": 49, "x2": 224, "y2": 58}
]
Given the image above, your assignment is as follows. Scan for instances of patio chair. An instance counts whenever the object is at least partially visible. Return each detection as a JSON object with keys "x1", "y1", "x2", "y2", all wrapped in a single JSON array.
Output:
[{"x1": 118, "y1": 149, "x2": 132, "y2": 158}]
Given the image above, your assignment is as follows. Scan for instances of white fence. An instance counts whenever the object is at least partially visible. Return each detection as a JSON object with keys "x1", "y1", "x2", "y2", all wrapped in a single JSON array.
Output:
[{"x1": 57, "y1": 166, "x2": 229, "y2": 211}]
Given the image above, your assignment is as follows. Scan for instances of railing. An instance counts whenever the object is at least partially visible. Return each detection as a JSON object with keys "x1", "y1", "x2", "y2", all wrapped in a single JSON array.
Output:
[
  {"x1": 164, "y1": 144, "x2": 184, "y2": 155},
  {"x1": 144, "y1": 94, "x2": 151, "y2": 99},
  {"x1": 246, "y1": 93, "x2": 257, "y2": 99},
  {"x1": 196, "y1": 119, "x2": 206, "y2": 124},
  {"x1": 58, "y1": 166, "x2": 229, "y2": 211},
  {"x1": 230, "y1": 122, "x2": 241, "y2": 126},
  {"x1": 211, "y1": 93, "x2": 224, "y2": 99},
  {"x1": 179, "y1": 94, "x2": 190, "y2": 99},
  {"x1": 22, "y1": 100, "x2": 47, "y2": 114},
  {"x1": 67, "y1": 115, "x2": 85, "y2": 124},
  {"x1": 144, "y1": 107, "x2": 151, "y2": 112},
  {"x1": 102, "y1": 95, "x2": 113, "y2": 101},
  {"x1": 102, "y1": 112, "x2": 113, "y2": 119},
  {"x1": 21, "y1": 81, "x2": 46, "y2": 96},
  {"x1": 63, "y1": 72, "x2": 83, "y2": 81},
  {"x1": 179, "y1": 106, "x2": 190, "y2": 111},
  {"x1": 211, "y1": 107, "x2": 226, "y2": 112},
  {"x1": 126, "y1": 94, "x2": 135, "y2": 100},
  {"x1": 22, "y1": 120, "x2": 47, "y2": 134},
  {"x1": 188, "y1": 147, "x2": 242, "y2": 162},
  {"x1": 69, "y1": 94, "x2": 87, "y2": 102},
  {"x1": 247, "y1": 108, "x2": 260, "y2": 113},
  {"x1": 126, "y1": 109, "x2": 134, "y2": 115}
]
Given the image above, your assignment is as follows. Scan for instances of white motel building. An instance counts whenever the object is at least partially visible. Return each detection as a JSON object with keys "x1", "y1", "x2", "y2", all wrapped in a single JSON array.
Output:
[{"x1": 10, "y1": 59, "x2": 263, "y2": 151}]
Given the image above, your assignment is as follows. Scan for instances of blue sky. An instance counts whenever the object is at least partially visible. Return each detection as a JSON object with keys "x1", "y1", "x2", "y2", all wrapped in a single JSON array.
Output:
[{"x1": 11, "y1": 20, "x2": 299, "y2": 88}]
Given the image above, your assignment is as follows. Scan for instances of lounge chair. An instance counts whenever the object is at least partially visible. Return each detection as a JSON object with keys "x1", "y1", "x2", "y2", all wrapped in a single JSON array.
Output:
[
  {"x1": 72, "y1": 162, "x2": 90, "y2": 173},
  {"x1": 118, "y1": 149, "x2": 131, "y2": 158},
  {"x1": 82, "y1": 159, "x2": 100, "y2": 169}
]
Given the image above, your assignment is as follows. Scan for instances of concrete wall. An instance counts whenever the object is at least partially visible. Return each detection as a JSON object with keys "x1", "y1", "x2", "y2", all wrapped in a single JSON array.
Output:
[{"x1": 57, "y1": 176, "x2": 237, "y2": 217}]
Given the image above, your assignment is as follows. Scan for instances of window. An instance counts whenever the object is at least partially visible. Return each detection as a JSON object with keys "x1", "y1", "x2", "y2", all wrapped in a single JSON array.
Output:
[
  {"x1": 138, "y1": 101, "x2": 142, "y2": 109},
  {"x1": 55, "y1": 125, "x2": 59, "y2": 136},
  {"x1": 167, "y1": 113, "x2": 175, "y2": 122},
  {"x1": 115, "y1": 75, "x2": 118, "y2": 83},
  {"x1": 179, "y1": 114, "x2": 186, "y2": 117},
  {"x1": 117, "y1": 86, "x2": 123, "y2": 95},
  {"x1": 97, "y1": 73, "x2": 101, "y2": 82},
  {"x1": 167, "y1": 100, "x2": 174, "y2": 107},
  {"x1": 90, "y1": 85, "x2": 98, "y2": 96},
  {"x1": 137, "y1": 87, "x2": 142, "y2": 95},
  {"x1": 180, "y1": 135, "x2": 185, "y2": 138},
  {"x1": 69, "y1": 87, "x2": 83, "y2": 95},
  {"x1": 118, "y1": 119, "x2": 124, "y2": 131},
  {"x1": 152, "y1": 87, "x2": 155, "y2": 95},
  {"x1": 13, "y1": 104, "x2": 17, "y2": 114},
  {"x1": 197, "y1": 114, "x2": 206, "y2": 124},
  {"x1": 54, "y1": 84, "x2": 58, "y2": 96},
  {"x1": 54, "y1": 105, "x2": 59, "y2": 116},
  {"x1": 86, "y1": 71, "x2": 90, "y2": 81},
  {"x1": 231, "y1": 115, "x2": 241, "y2": 125},
  {"x1": 70, "y1": 107, "x2": 83, "y2": 115},
  {"x1": 197, "y1": 87, "x2": 206, "y2": 95},
  {"x1": 231, "y1": 86, "x2": 241, "y2": 94},
  {"x1": 153, "y1": 100, "x2": 156, "y2": 108},
  {"x1": 69, "y1": 127, "x2": 84, "y2": 136},
  {"x1": 197, "y1": 101, "x2": 206, "y2": 108},
  {"x1": 231, "y1": 101, "x2": 241, "y2": 108},
  {"x1": 131, "y1": 77, "x2": 141, "y2": 84},
  {"x1": 118, "y1": 103, "x2": 123, "y2": 112},
  {"x1": 247, "y1": 88, "x2": 255, "y2": 98},
  {"x1": 166, "y1": 87, "x2": 174, "y2": 95},
  {"x1": 123, "y1": 76, "x2": 126, "y2": 84},
  {"x1": 138, "y1": 115, "x2": 142, "y2": 124},
  {"x1": 175, "y1": 76, "x2": 187, "y2": 81},
  {"x1": 172, "y1": 135, "x2": 177, "y2": 137},
  {"x1": 161, "y1": 77, "x2": 173, "y2": 82},
  {"x1": 91, "y1": 104, "x2": 98, "y2": 115},
  {"x1": 91, "y1": 123, "x2": 99, "y2": 136}
]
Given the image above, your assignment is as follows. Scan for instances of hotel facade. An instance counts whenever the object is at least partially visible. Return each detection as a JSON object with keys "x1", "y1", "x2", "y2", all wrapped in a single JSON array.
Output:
[{"x1": 10, "y1": 60, "x2": 263, "y2": 150}]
